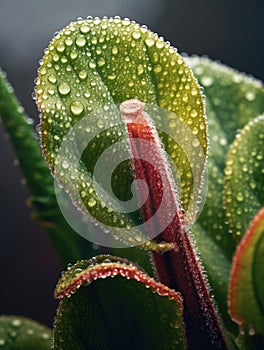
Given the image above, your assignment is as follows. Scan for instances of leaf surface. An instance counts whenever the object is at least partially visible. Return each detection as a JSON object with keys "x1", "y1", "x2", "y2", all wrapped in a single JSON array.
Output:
[
  {"x1": 229, "y1": 208, "x2": 264, "y2": 335},
  {"x1": 0, "y1": 315, "x2": 51, "y2": 350},
  {"x1": 54, "y1": 255, "x2": 186, "y2": 349},
  {"x1": 224, "y1": 115, "x2": 264, "y2": 238},
  {"x1": 37, "y1": 17, "x2": 207, "y2": 247},
  {"x1": 0, "y1": 69, "x2": 96, "y2": 264}
]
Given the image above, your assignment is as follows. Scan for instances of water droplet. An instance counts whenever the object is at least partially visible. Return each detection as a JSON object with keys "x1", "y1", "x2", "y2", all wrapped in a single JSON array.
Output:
[
  {"x1": 56, "y1": 42, "x2": 65, "y2": 52},
  {"x1": 132, "y1": 30, "x2": 141, "y2": 40},
  {"x1": 62, "y1": 160, "x2": 69, "y2": 169},
  {"x1": 108, "y1": 74, "x2": 116, "y2": 80},
  {"x1": 70, "y1": 51, "x2": 78, "y2": 60},
  {"x1": 76, "y1": 36, "x2": 86, "y2": 47},
  {"x1": 190, "y1": 109, "x2": 198, "y2": 118},
  {"x1": 201, "y1": 76, "x2": 213, "y2": 87},
  {"x1": 70, "y1": 101, "x2": 84, "y2": 115},
  {"x1": 154, "y1": 65, "x2": 162, "y2": 74},
  {"x1": 0, "y1": 339, "x2": 5, "y2": 346},
  {"x1": 112, "y1": 46, "x2": 118, "y2": 55},
  {"x1": 65, "y1": 38, "x2": 73, "y2": 46},
  {"x1": 11, "y1": 319, "x2": 22, "y2": 327},
  {"x1": 78, "y1": 70, "x2": 87, "y2": 80},
  {"x1": 58, "y1": 82, "x2": 71, "y2": 95},
  {"x1": 245, "y1": 91, "x2": 256, "y2": 101},
  {"x1": 98, "y1": 58, "x2": 106, "y2": 67},
  {"x1": 42, "y1": 333, "x2": 50, "y2": 340},
  {"x1": 89, "y1": 61, "x2": 96, "y2": 69},
  {"x1": 87, "y1": 198, "x2": 96, "y2": 207},
  {"x1": 48, "y1": 74, "x2": 57, "y2": 84},
  {"x1": 137, "y1": 64, "x2": 144, "y2": 76},
  {"x1": 145, "y1": 37, "x2": 155, "y2": 47},
  {"x1": 80, "y1": 24, "x2": 91, "y2": 34},
  {"x1": 236, "y1": 193, "x2": 244, "y2": 202}
]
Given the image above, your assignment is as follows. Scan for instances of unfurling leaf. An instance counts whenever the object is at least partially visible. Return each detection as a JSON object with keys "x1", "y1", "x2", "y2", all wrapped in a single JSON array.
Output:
[
  {"x1": 54, "y1": 255, "x2": 186, "y2": 350},
  {"x1": 229, "y1": 208, "x2": 264, "y2": 335}
]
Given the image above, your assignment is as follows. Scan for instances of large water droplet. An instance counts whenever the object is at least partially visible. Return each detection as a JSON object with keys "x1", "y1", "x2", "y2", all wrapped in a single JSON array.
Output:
[
  {"x1": 58, "y1": 82, "x2": 71, "y2": 95},
  {"x1": 76, "y1": 36, "x2": 87, "y2": 47},
  {"x1": 70, "y1": 101, "x2": 84, "y2": 115}
]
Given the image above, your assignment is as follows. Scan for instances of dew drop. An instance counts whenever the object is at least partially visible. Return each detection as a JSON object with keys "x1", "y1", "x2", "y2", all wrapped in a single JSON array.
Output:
[
  {"x1": 132, "y1": 30, "x2": 141, "y2": 40},
  {"x1": 58, "y1": 82, "x2": 71, "y2": 95},
  {"x1": 70, "y1": 51, "x2": 78, "y2": 60},
  {"x1": 80, "y1": 24, "x2": 91, "y2": 34},
  {"x1": 56, "y1": 42, "x2": 65, "y2": 52},
  {"x1": 11, "y1": 319, "x2": 22, "y2": 327},
  {"x1": 76, "y1": 36, "x2": 86, "y2": 47},
  {"x1": 112, "y1": 46, "x2": 118, "y2": 55},
  {"x1": 201, "y1": 76, "x2": 213, "y2": 87},
  {"x1": 65, "y1": 38, "x2": 73, "y2": 46},
  {"x1": 245, "y1": 91, "x2": 256, "y2": 101},
  {"x1": 62, "y1": 160, "x2": 69, "y2": 169},
  {"x1": 87, "y1": 198, "x2": 97, "y2": 207},
  {"x1": 48, "y1": 74, "x2": 57, "y2": 84},
  {"x1": 236, "y1": 193, "x2": 244, "y2": 202},
  {"x1": 137, "y1": 64, "x2": 144, "y2": 76},
  {"x1": 190, "y1": 109, "x2": 198, "y2": 118},
  {"x1": 89, "y1": 61, "x2": 96, "y2": 69},
  {"x1": 145, "y1": 37, "x2": 155, "y2": 47},
  {"x1": 70, "y1": 101, "x2": 84, "y2": 115},
  {"x1": 0, "y1": 339, "x2": 5, "y2": 346},
  {"x1": 98, "y1": 58, "x2": 106, "y2": 67},
  {"x1": 78, "y1": 70, "x2": 87, "y2": 80}
]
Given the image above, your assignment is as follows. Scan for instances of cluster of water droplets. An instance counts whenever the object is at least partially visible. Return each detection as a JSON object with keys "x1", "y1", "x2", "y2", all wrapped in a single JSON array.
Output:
[{"x1": 224, "y1": 115, "x2": 264, "y2": 237}]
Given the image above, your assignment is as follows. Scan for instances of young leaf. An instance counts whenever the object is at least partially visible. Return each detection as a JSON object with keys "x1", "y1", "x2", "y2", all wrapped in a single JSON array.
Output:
[
  {"x1": 229, "y1": 208, "x2": 264, "y2": 335},
  {"x1": 0, "y1": 315, "x2": 51, "y2": 349},
  {"x1": 224, "y1": 115, "x2": 264, "y2": 239},
  {"x1": 36, "y1": 17, "x2": 207, "y2": 247},
  {"x1": 0, "y1": 69, "x2": 96, "y2": 264},
  {"x1": 54, "y1": 255, "x2": 186, "y2": 350}
]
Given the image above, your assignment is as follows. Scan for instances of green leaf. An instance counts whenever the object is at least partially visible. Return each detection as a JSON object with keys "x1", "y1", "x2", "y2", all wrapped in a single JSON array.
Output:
[
  {"x1": 0, "y1": 69, "x2": 96, "y2": 264},
  {"x1": 188, "y1": 56, "x2": 264, "y2": 259},
  {"x1": 224, "y1": 115, "x2": 264, "y2": 239},
  {"x1": 0, "y1": 315, "x2": 51, "y2": 349},
  {"x1": 54, "y1": 255, "x2": 186, "y2": 349},
  {"x1": 36, "y1": 17, "x2": 207, "y2": 248},
  {"x1": 229, "y1": 208, "x2": 264, "y2": 335}
]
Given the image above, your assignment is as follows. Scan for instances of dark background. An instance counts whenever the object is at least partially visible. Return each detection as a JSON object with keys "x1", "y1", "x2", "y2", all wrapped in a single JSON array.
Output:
[{"x1": 0, "y1": 0, "x2": 263, "y2": 327}]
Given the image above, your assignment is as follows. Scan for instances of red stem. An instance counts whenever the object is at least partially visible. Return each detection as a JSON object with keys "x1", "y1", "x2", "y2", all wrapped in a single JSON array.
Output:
[{"x1": 121, "y1": 100, "x2": 228, "y2": 350}]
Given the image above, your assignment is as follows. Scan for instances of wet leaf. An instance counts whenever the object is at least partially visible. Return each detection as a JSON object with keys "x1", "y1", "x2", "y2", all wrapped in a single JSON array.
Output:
[
  {"x1": 0, "y1": 315, "x2": 51, "y2": 350},
  {"x1": 0, "y1": 69, "x2": 96, "y2": 264},
  {"x1": 224, "y1": 115, "x2": 264, "y2": 239},
  {"x1": 229, "y1": 208, "x2": 264, "y2": 335},
  {"x1": 188, "y1": 57, "x2": 264, "y2": 259},
  {"x1": 36, "y1": 17, "x2": 206, "y2": 247},
  {"x1": 54, "y1": 255, "x2": 186, "y2": 349}
]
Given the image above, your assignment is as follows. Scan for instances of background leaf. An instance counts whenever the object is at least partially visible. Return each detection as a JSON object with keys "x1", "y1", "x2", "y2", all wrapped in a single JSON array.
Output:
[
  {"x1": 229, "y1": 208, "x2": 264, "y2": 335},
  {"x1": 0, "y1": 315, "x2": 51, "y2": 350},
  {"x1": 0, "y1": 69, "x2": 96, "y2": 264},
  {"x1": 54, "y1": 255, "x2": 186, "y2": 350},
  {"x1": 224, "y1": 115, "x2": 264, "y2": 239},
  {"x1": 37, "y1": 17, "x2": 207, "y2": 247},
  {"x1": 186, "y1": 57, "x2": 264, "y2": 335}
]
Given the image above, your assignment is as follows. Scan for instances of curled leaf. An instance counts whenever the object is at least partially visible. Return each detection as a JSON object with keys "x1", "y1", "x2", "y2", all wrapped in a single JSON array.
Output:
[
  {"x1": 54, "y1": 255, "x2": 186, "y2": 349},
  {"x1": 229, "y1": 208, "x2": 264, "y2": 335}
]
